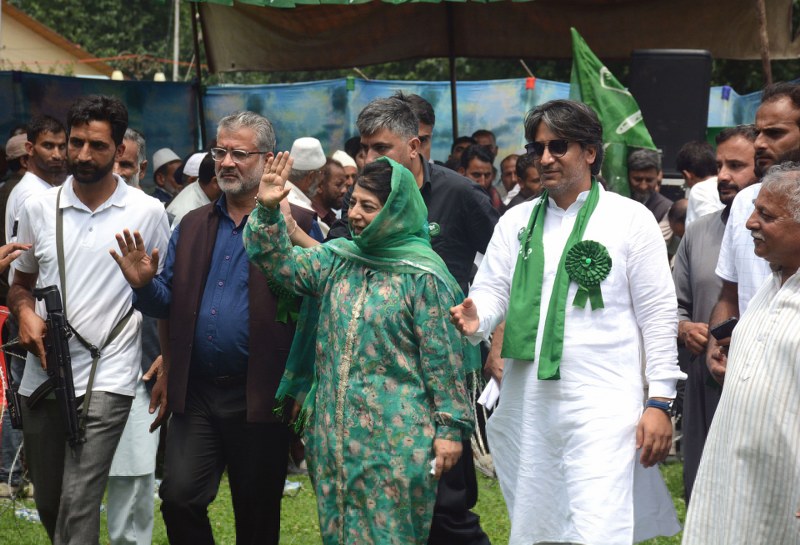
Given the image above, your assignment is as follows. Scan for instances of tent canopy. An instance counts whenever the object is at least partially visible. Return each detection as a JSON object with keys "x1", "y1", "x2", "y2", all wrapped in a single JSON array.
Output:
[{"x1": 195, "y1": 0, "x2": 800, "y2": 73}]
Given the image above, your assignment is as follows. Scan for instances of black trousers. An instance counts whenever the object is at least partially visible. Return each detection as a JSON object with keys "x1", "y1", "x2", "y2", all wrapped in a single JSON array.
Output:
[
  {"x1": 428, "y1": 440, "x2": 491, "y2": 545},
  {"x1": 682, "y1": 354, "x2": 722, "y2": 504},
  {"x1": 159, "y1": 378, "x2": 290, "y2": 545}
]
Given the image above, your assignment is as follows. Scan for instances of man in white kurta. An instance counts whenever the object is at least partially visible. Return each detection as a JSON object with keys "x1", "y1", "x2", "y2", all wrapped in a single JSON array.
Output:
[
  {"x1": 451, "y1": 100, "x2": 684, "y2": 545},
  {"x1": 682, "y1": 164, "x2": 800, "y2": 545}
]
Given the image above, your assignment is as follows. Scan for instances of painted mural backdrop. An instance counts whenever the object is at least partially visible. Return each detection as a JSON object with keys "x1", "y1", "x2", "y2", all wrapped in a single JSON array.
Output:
[{"x1": 0, "y1": 70, "x2": 772, "y2": 178}]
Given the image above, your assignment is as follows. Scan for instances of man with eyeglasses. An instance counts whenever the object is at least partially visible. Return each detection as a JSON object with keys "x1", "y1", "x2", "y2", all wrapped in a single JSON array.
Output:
[
  {"x1": 450, "y1": 99, "x2": 685, "y2": 544},
  {"x1": 110, "y1": 111, "x2": 315, "y2": 545}
]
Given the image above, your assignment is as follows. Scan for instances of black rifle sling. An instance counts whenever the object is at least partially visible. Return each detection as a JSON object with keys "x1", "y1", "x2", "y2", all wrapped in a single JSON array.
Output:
[{"x1": 56, "y1": 186, "x2": 134, "y2": 436}]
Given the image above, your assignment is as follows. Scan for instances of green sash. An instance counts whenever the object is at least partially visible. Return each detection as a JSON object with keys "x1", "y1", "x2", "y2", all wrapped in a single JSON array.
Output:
[{"x1": 501, "y1": 181, "x2": 601, "y2": 379}]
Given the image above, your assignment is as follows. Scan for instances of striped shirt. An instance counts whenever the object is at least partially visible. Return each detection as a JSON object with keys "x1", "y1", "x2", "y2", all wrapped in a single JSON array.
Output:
[{"x1": 682, "y1": 270, "x2": 800, "y2": 544}]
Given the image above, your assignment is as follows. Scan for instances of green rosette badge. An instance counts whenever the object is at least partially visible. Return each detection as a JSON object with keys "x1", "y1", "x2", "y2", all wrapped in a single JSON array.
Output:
[{"x1": 565, "y1": 240, "x2": 611, "y2": 310}]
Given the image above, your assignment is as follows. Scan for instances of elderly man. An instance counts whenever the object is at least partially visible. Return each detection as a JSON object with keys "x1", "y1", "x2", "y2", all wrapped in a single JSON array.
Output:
[
  {"x1": 332, "y1": 149, "x2": 357, "y2": 188},
  {"x1": 286, "y1": 137, "x2": 326, "y2": 241},
  {"x1": 115, "y1": 128, "x2": 147, "y2": 189},
  {"x1": 111, "y1": 111, "x2": 304, "y2": 545},
  {"x1": 107, "y1": 127, "x2": 164, "y2": 545},
  {"x1": 9, "y1": 95, "x2": 169, "y2": 545},
  {"x1": 682, "y1": 163, "x2": 800, "y2": 544},
  {"x1": 151, "y1": 148, "x2": 182, "y2": 204},
  {"x1": 450, "y1": 99, "x2": 684, "y2": 545},
  {"x1": 671, "y1": 125, "x2": 758, "y2": 502}
]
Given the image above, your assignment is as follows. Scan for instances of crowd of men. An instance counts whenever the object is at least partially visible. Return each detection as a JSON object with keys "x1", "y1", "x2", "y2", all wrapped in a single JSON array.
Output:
[{"x1": 0, "y1": 81, "x2": 797, "y2": 545}]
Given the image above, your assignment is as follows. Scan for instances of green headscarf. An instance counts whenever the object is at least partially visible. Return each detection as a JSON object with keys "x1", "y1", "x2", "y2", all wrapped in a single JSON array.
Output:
[
  {"x1": 277, "y1": 157, "x2": 480, "y2": 430},
  {"x1": 325, "y1": 156, "x2": 462, "y2": 298}
]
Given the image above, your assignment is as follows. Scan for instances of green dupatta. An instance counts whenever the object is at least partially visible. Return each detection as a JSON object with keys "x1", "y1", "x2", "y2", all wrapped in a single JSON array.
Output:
[{"x1": 276, "y1": 157, "x2": 480, "y2": 430}]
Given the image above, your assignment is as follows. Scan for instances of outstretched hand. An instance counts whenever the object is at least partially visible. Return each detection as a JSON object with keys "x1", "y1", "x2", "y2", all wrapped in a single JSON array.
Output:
[
  {"x1": 109, "y1": 229, "x2": 159, "y2": 288},
  {"x1": 449, "y1": 298, "x2": 480, "y2": 336},
  {"x1": 256, "y1": 151, "x2": 293, "y2": 209},
  {"x1": 0, "y1": 242, "x2": 30, "y2": 273}
]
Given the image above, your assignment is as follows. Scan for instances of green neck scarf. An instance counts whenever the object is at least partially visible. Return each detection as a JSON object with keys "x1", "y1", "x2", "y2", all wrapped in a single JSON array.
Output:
[{"x1": 501, "y1": 180, "x2": 600, "y2": 379}]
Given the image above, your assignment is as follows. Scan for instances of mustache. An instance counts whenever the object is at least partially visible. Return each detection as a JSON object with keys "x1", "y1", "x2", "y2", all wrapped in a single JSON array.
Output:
[{"x1": 751, "y1": 231, "x2": 765, "y2": 241}]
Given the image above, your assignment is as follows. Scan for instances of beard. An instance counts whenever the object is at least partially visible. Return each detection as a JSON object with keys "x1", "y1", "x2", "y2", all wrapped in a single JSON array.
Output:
[
  {"x1": 122, "y1": 171, "x2": 140, "y2": 188},
  {"x1": 630, "y1": 189, "x2": 651, "y2": 203},
  {"x1": 216, "y1": 168, "x2": 260, "y2": 197},
  {"x1": 755, "y1": 147, "x2": 800, "y2": 179},
  {"x1": 69, "y1": 156, "x2": 115, "y2": 185}
]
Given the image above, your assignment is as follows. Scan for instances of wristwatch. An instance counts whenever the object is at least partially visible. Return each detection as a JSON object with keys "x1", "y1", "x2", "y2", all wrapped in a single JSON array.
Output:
[{"x1": 645, "y1": 398, "x2": 674, "y2": 416}]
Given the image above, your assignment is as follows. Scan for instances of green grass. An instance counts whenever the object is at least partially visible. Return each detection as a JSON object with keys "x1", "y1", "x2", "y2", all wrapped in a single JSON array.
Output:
[{"x1": 0, "y1": 462, "x2": 686, "y2": 544}]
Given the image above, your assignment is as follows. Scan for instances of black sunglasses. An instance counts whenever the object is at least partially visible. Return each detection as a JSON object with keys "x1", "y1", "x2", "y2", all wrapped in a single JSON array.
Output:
[{"x1": 525, "y1": 139, "x2": 571, "y2": 158}]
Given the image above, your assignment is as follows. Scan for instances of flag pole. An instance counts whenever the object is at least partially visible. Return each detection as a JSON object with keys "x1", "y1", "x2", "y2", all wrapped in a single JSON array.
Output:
[
  {"x1": 754, "y1": 0, "x2": 773, "y2": 86},
  {"x1": 446, "y1": 2, "x2": 458, "y2": 142}
]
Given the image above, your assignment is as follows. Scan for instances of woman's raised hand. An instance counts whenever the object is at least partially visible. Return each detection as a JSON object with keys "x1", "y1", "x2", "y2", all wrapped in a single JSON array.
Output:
[{"x1": 256, "y1": 151, "x2": 293, "y2": 209}]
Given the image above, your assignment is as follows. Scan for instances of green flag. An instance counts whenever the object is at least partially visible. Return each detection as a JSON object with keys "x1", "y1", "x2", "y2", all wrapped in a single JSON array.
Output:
[{"x1": 569, "y1": 27, "x2": 656, "y2": 196}]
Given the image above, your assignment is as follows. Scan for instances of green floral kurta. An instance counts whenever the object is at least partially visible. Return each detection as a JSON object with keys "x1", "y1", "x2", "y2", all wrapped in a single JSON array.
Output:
[{"x1": 245, "y1": 205, "x2": 474, "y2": 545}]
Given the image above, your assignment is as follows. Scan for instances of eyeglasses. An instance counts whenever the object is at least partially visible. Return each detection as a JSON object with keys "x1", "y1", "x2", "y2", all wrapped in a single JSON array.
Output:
[
  {"x1": 209, "y1": 147, "x2": 268, "y2": 164},
  {"x1": 525, "y1": 140, "x2": 571, "y2": 158}
]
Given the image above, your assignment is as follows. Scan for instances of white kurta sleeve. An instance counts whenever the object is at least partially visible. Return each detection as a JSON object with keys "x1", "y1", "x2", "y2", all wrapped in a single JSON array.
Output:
[{"x1": 627, "y1": 207, "x2": 685, "y2": 399}]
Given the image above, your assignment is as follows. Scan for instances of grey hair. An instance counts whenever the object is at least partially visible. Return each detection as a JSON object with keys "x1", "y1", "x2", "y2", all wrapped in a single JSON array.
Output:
[
  {"x1": 524, "y1": 99, "x2": 604, "y2": 176},
  {"x1": 761, "y1": 162, "x2": 800, "y2": 222},
  {"x1": 217, "y1": 111, "x2": 275, "y2": 152},
  {"x1": 288, "y1": 168, "x2": 322, "y2": 195},
  {"x1": 124, "y1": 128, "x2": 146, "y2": 165},
  {"x1": 628, "y1": 148, "x2": 661, "y2": 172},
  {"x1": 356, "y1": 97, "x2": 419, "y2": 140}
]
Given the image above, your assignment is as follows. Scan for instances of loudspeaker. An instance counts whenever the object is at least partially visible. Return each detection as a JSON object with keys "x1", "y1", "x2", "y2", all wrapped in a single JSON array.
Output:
[{"x1": 628, "y1": 50, "x2": 713, "y2": 179}]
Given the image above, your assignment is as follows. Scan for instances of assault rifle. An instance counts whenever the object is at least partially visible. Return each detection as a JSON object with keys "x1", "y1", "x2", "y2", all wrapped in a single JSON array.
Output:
[{"x1": 26, "y1": 285, "x2": 85, "y2": 449}]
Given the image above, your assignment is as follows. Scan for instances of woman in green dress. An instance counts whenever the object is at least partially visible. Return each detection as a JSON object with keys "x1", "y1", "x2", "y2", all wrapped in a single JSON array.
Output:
[{"x1": 244, "y1": 153, "x2": 475, "y2": 545}]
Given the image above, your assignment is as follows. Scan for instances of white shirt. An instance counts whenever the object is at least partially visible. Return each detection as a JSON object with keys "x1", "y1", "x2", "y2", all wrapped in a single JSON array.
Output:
[
  {"x1": 166, "y1": 180, "x2": 211, "y2": 229},
  {"x1": 501, "y1": 184, "x2": 520, "y2": 205},
  {"x1": 285, "y1": 180, "x2": 314, "y2": 212},
  {"x1": 15, "y1": 176, "x2": 170, "y2": 397},
  {"x1": 715, "y1": 183, "x2": 771, "y2": 314},
  {"x1": 686, "y1": 176, "x2": 724, "y2": 225},
  {"x1": 5, "y1": 171, "x2": 54, "y2": 283}
]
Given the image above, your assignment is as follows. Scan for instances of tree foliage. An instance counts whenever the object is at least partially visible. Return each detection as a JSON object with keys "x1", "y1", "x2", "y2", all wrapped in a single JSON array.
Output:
[{"x1": 10, "y1": 0, "x2": 196, "y2": 80}]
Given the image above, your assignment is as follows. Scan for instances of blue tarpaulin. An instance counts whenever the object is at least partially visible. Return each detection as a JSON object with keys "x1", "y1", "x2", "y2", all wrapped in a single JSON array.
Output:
[{"x1": 0, "y1": 71, "x2": 767, "y2": 168}]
